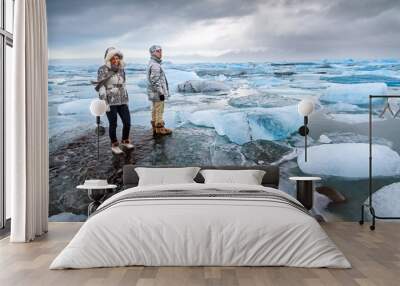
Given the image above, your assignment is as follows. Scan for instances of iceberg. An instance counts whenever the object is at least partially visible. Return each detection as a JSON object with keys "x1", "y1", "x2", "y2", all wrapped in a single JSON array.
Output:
[
  {"x1": 187, "y1": 110, "x2": 250, "y2": 144},
  {"x1": 187, "y1": 105, "x2": 301, "y2": 144},
  {"x1": 248, "y1": 105, "x2": 301, "y2": 141},
  {"x1": 298, "y1": 143, "x2": 400, "y2": 178},
  {"x1": 215, "y1": 74, "x2": 227, "y2": 81},
  {"x1": 165, "y1": 69, "x2": 200, "y2": 89},
  {"x1": 177, "y1": 80, "x2": 229, "y2": 93},
  {"x1": 322, "y1": 83, "x2": 387, "y2": 105},
  {"x1": 187, "y1": 109, "x2": 220, "y2": 129},
  {"x1": 136, "y1": 68, "x2": 201, "y2": 91},
  {"x1": 365, "y1": 182, "x2": 400, "y2": 217},
  {"x1": 318, "y1": 134, "x2": 332, "y2": 144}
]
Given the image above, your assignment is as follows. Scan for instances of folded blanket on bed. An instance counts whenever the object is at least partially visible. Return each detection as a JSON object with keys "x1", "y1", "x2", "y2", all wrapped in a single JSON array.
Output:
[{"x1": 92, "y1": 188, "x2": 310, "y2": 218}]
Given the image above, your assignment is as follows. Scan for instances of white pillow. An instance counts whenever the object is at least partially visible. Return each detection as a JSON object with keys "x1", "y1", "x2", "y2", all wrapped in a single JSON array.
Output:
[
  {"x1": 200, "y1": 169, "x2": 266, "y2": 185},
  {"x1": 135, "y1": 167, "x2": 201, "y2": 186}
]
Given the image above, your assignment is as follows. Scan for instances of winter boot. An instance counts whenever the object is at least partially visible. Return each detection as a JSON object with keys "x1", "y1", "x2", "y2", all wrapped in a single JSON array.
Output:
[
  {"x1": 161, "y1": 122, "x2": 172, "y2": 135},
  {"x1": 120, "y1": 139, "x2": 134, "y2": 150},
  {"x1": 111, "y1": 142, "x2": 124, "y2": 155},
  {"x1": 155, "y1": 122, "x2": 172, "y2": 136}
]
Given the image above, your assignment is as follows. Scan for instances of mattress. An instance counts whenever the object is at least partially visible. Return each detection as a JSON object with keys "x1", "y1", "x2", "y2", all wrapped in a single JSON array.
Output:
[{"x1": 50, "y1": 183, "x2": 351, "y2": 269}]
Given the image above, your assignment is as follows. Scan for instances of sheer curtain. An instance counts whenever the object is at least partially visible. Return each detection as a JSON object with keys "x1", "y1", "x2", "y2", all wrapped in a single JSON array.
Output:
[{"x1": 9, "y1": 0, "x2": 49, "y2": 242}]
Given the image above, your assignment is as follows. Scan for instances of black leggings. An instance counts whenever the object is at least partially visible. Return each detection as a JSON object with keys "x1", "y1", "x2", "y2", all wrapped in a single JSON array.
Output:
[{"x1": 106, "y1": 104, "x2": 131, "y2": 144}]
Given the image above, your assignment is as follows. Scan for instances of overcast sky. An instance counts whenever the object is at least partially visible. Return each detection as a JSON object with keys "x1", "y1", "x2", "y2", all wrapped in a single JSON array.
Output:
[{"x1": 47, "y1": 0, "x2": 400, "y2": 62}]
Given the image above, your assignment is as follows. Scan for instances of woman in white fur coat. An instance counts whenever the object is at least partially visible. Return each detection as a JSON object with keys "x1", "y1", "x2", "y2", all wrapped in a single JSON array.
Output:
[{"x1": 96, "y1": 47, "x2": 133, "y2": 154}]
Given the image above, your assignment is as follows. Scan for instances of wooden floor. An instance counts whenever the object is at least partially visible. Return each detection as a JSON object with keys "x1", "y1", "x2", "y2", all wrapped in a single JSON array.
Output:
[{"x1": 0, "y1": 222, "x2": 399, "y2": 286}]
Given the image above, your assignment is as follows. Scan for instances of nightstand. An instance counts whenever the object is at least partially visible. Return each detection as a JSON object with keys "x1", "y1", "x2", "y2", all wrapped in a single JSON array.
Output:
[{"x1": 289, "y1": 176, "x2": 321, "y2": 210}]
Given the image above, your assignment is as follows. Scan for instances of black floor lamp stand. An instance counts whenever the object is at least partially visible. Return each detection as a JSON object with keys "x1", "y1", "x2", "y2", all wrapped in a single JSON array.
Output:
[
  {"x1": 96, "y1": 116, "x2": 100, "y2": 161},
  {"x1": 359, "y1": 95, "x2": 400, "y2": 230},
  {"x1": 298, "y1": 116, "x2": 310, "y2": 162}
]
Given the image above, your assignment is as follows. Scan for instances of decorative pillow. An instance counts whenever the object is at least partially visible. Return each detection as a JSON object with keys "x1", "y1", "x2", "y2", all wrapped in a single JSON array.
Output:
[
  {"x1": 200, "y1": 169, "x2": 266, "y2": 185},
  {"x1": 135, "y1": 167, "x2": 201, "y2": 186}
]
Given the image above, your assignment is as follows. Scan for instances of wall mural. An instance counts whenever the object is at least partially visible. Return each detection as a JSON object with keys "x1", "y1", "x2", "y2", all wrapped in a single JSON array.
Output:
[{"x1": 47, "y1": 1, "x2": 400, "y2": 222}]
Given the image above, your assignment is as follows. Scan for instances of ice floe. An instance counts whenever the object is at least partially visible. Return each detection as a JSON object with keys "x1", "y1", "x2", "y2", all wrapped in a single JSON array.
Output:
[
  {"x1": 298, "y1": 143, "x2": 400, "y2": 178},
  {"x1": 318, "y1": 134, "x2": 332, "y2": 144},
  {"x1": 215, "y1": 74, "x2": 227, "y2": 81},
  {"x1": 164, "y1": 68, "x2": 200, "y2": 90},
  {"x1": 365, "y1": 182, "x2": 400, "y2": 217},
  {"x1": 187, "y1": 105, "x2": 301, "y2": 144},
  {"x1": 177, "y1": 80, "x2": 229, "y2": 93},
  {"x1": 322, "y1": 83, "x2": 388, "y2": 105},
  {"x1": 187, "y1": 110, "x2": 251, "y2": 144}
]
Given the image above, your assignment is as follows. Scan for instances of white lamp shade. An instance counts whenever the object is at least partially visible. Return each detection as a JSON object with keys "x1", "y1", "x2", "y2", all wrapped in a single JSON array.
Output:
[
  {"x1": 298, "y1": 99, "x2": 314, "y2": 116},
  {"x1": 90, "y1": 99, "x2": 107, "y2": 116}
]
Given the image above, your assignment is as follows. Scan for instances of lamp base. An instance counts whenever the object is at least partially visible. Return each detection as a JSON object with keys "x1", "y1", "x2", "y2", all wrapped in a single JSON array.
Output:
[{"x1": 298, "y1": 125, "x2": 309, "y2": 136}]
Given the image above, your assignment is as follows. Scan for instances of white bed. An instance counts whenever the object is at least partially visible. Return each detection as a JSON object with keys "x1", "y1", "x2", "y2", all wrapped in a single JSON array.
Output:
[{"x1": 50, "y1": 183, "x2": 351, "y2": 269}]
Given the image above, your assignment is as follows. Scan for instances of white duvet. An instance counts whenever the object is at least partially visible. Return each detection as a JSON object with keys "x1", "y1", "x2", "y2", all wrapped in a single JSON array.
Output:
[{"x1": 50, "y1": 183, "x2": 350, "y2": 269}]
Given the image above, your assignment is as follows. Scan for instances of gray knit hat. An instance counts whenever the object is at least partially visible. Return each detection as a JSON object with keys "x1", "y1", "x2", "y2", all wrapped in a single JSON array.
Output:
[{"x1": 149, "y1": 45, "x2": 162, "y2": 55}]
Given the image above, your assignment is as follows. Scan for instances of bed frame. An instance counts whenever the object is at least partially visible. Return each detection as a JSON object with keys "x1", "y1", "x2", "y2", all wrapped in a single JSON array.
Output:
[{"x1": 122, "y1": 165, "x2": 280, "y2": 189}]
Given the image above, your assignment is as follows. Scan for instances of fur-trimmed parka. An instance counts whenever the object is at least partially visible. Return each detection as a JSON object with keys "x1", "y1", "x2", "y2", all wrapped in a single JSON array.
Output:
[{"x1": 97, "y1": 48, "x2": 128, "y2": 106}]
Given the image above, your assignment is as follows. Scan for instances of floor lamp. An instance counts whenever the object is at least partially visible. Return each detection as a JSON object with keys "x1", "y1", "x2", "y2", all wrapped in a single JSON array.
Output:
[
  {"x1": 359, "y1": 95, "x2": 400, "y2": 230},
  {"x1": 90, "y1": 99, "x2": 107, "y2": 161},
  {"x1": 298, "y1": 99, "x2": 315, "y2": 162}
]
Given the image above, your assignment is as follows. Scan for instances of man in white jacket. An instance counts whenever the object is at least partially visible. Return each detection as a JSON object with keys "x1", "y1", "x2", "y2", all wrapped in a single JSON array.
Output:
[{"x1": 146, "y1": 45, "x2": 172, "y2": 136}]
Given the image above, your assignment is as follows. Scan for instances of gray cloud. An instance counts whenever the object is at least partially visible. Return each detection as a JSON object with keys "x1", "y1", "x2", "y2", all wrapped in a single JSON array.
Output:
[
  {"x1": 47, "y1": 0, "x2": 400, "y2": 61},
  {"x1": 47, "y1": 0, "x2": 261, "y2": 38}
]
